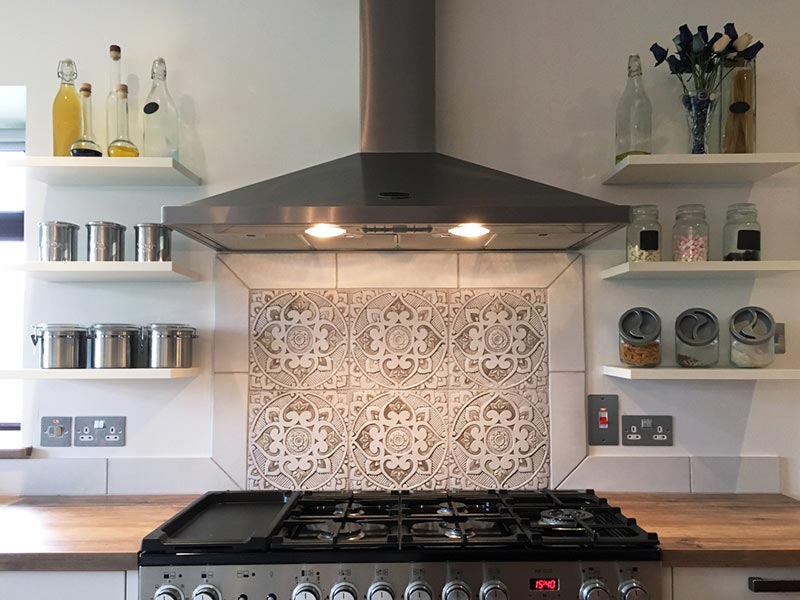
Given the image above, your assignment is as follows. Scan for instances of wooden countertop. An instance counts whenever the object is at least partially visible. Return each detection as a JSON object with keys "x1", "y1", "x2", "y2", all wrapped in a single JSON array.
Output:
[{"x1": 1, "y1": 493, "x2": 800, "y2": 571}]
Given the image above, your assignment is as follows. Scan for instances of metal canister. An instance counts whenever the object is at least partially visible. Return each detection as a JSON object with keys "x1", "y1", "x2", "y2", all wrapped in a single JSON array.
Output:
[
  {"x1": 135, "y1": 223, "x2": 172, "y2": 262},
  {"x1": 144, "y1": 323, "x2": 197, "y2": 368},
  {"x1": 86, "y1": 221, "x2": 126, "y2": 262},
  {"x1": 31, "y1": 324, "x2": 88, "y2": 369},
  {"x1": 38, "y1": 222, "x2": 80, "y2": 262},
  {"x1": 88, "y1": 323, "x2": 141, "y2": 368}
]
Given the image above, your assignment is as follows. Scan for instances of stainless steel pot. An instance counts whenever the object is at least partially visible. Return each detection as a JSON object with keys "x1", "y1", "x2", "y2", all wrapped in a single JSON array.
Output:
[
  {"x1": 88, "y1": 323, "x2": 141, "y2": 368},
  {"x1": 135, "y1": 223, "x2": 172, "y2": 262},
  {"x1": 86, "y1": 221, "x2": 126, "y2": 262},
  {"x1": 144, "y1": 324, "x2": 197, "y2": 368},
  {"x1": 38, "y1": 221, "x2": 80, "y2": 262},
  {"x1": 31, "y1": 324, "x2": 88, "y2": 369}
]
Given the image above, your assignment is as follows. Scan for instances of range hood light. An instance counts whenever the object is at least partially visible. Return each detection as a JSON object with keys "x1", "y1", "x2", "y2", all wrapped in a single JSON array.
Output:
[
  {"x1": 305, "y1": 224, "x2": 347, "y2": 238},
  {"x1": 448, "y1": 223, "x2": 490, "y2": 238}
]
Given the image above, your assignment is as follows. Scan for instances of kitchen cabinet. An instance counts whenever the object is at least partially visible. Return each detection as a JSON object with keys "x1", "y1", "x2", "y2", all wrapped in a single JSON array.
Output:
[
  {"x1": 673, "y1": 568, "x2": 800, "y2": 600},
  {"x1": 126, "y1": 570, "x2": 138, "y2": 600},
  {"x1": 0, "y1": 571, "x2": 125, "y2": 600}
]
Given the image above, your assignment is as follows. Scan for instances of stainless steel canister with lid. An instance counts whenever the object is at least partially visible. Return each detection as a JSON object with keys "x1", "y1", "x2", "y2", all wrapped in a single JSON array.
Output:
[
  {"x1": 38, "y1": 221, "x2": 80, "y2": 261},
  {"x1": 143, "y1": 324, "x2": 197, "y2": 368},
  {"x1": 88, "y1": 323, "x2": 141, "y2": 368},
  {"x1": 730, "y1": 306, "x2": 776, "y2": 368},
  {"x1": 135, "y1": 223, "x2": 172, "y2": 262},
  {"x1": 86, "y1": 221, "x2": 126, "y2": 261},
  {"x1": 31, "y1": 324, "x2": 88, "y2": 369},
  {"x1": 675, "y1": 308, "x2": 719, "y2": 368},
  {"x1": 618, "y1": 307, "x2": 662, "y2": 367}
]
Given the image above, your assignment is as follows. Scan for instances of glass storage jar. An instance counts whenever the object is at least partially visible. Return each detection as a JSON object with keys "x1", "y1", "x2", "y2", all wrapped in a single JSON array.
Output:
[
  {"x1": 729, "y1": 306, "x2": 775, "y2": 368},
  {"x1": 723, "y1": 203, "x2": 761, "y2": 261},
  {"x1": 619, "y1": 307, "x2": 662, "y2": 367},
  {"x1": 675, "y1": 308, "x2": 719, "y2": 368},
  {"x1": 672, "y1": 204, "x2": 709, "y2": 262},
  {"x1": 626, "y1": 205, "x2": 661, "y2": 262}
]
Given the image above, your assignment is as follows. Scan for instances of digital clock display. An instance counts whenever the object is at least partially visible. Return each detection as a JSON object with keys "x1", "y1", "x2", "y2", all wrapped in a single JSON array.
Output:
[{"x1": 530, "y1": 578, "x2": 560, "y2": 591}]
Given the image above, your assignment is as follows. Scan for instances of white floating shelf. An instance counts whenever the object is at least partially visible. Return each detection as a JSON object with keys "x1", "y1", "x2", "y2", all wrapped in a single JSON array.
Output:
[
  {"x1": 600, "y1": 260, "x2": 800, "y2": 280},
  {"x1": 1, "y1": 261, "x2": 202, "y2": 283},
  {"x1": 602, "y1": 153, "x2": 800, "y2": 185},
  {"x1": 0, "y1": 368, "x2": 201, "y2": 380},
  {"x1": 603, "y1": 366, "x2": 800, "y2": 381},
  {"x1": 9, "y1": 156, "x2": 202, "y2": 186}
]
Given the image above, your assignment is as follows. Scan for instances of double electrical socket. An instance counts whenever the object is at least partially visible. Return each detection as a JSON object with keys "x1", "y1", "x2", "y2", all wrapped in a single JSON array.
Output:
[
  {"x1": 587, "y1": 395, "x2": 673, "y2": 446},
  {"x1": 41, "y1": 416, "x2": 126, "y2": 447}
]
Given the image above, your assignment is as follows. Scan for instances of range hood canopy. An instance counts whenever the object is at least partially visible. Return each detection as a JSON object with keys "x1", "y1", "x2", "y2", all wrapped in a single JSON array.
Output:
[{"x1": 162, "y1": 1, "x2": 629, "y2": 252}]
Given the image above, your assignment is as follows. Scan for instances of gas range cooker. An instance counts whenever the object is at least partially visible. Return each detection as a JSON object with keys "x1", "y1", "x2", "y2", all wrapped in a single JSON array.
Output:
[{"x1": 139, "y1": 490, "x2": 660, "y2": 600}]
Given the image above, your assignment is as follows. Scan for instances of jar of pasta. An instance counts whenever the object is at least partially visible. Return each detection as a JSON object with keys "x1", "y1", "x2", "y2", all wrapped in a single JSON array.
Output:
[{"x1": 619, "y1": 307, "x2": 662, "y2": 367}]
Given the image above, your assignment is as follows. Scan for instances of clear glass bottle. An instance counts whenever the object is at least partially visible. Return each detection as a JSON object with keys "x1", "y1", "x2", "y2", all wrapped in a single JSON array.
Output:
[
  {"x1": 70, "y1": 83, "x2": 103, "y2": 157},
  {"x1": 615, "y1": 54, "x2": 652, "y2": 163},
  {"x1": 52, "y1": 58, "x2": 81, "y2": 157},
  {"x1": 618, "y1": 307, "x2": 662, "y2": 368},
  {"x1": 721, "y1": 58, "x2": 756, "y2": 154},
  {"x1": 672, "y1": 204, "x2": 709, "y2": 262},
  {"x1": 730, "y1": 306, "x2": 775, "y2": 368},
  {"x1": 675, "y1": 308, "x2": 719, "y2": 368},
  {"x1": 723, "y1": 203, "x2": 761, "y2": 261},
  {"x1": 626, "y1": 205, "x2": 661, "y2": 262},
  {"x1": 143, "y1": 57, "x2": 179, "y2": 160},
  {"x1": 107, "y1": 84, "x2": 139, "y2": 157},
  {"x1": 105, "y1": 45, "x2": 122, "y2": 149}
]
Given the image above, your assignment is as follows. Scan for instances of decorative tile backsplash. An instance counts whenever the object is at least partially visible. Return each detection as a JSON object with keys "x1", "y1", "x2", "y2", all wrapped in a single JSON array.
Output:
[{"x1": 247, "y1": 288, "x2": 550, "y2": 491}]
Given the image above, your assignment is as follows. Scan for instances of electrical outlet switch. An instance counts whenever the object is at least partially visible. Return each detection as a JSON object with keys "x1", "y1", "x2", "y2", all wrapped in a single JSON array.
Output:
[
  {"x1": 74, "y1": 416, "x2": 126, "y2": 447},
  {"x1": 588, "y1": 395, "x2": 619, "y2": 445},
  {"x1": 622, "y1": 415, "x2": 673, "y2": 446},
  {"x1": 41, "y1": 416, "x2": 72, "y2": 447}
]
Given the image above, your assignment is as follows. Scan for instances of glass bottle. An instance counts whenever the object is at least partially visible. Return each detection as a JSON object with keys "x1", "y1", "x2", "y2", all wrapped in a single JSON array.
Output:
[
  {"x1": 143, "y1": 57, "x2": 179, "y2": 160},
  {"x1": 105, "y1": 44, "x2": 122, "y2": 149},
  {"x1": 70, "y1": 83, "x2": 103, "y2": 157},
  {"x1": 52, "y1": 58, "x2": 81, "y2": 157},
  {"x1": 615, "y1": 54, "x2": 652, "y2": 163},
  {"x1": 626, "y1": 205, "x2": 661, "y2": 262},
  {"x1": 107, "y1": 84, "x2": 139, "y2": 157},
  {"x1": 672, "y1": 204, "x2": 709, "y2": 262},
  {"x1": 723, "y1": 203, "x2": 761, "y2": 261},
  {"x1": 721, "y1": 58, "x2": 756, "y2": 154}
]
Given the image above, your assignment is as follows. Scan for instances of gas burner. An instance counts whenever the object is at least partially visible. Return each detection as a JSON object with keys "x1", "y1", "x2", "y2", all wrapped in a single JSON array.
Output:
[
  {"x1": 308, "y1": 521, "x2": 365, "y2": 541},
  {"x1": 333, "y1": 502, "x2": 364, "y2": 518},
  {"x1": 411, "y1": 519, "x2": 499, "y2": 540},
  {"x1": 436, "y1": 502, "x2": 467, "y2": 517},
  {"x1": 538, "y1": 508, "x2": 593, "y2": 526}
]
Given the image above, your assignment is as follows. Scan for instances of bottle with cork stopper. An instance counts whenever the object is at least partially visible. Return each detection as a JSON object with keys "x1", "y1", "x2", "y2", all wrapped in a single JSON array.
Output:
[
  {"x1": 107, "y1": 84, "x2": 139, "y2": 157},
  {"x1": 70, "y1": 83, "x2": 103, "y2": 156},
  {"x1": 105, "y1": 44, "x2": 122, "y2": 148}
]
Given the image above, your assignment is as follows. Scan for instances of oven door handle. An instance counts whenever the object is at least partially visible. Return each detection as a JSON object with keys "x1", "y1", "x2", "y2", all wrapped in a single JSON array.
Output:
[{"x1": 748, "y1": 577, "x2": 800, "y2": 593}]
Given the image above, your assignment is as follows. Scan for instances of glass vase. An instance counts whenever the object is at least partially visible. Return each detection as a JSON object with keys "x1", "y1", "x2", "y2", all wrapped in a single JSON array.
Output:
[
  {"x1": 721, "y1": 58, "x2": 756, "y2": 153},
  {"x1": 682, "y1": 90, "x2": 717, "y2": 154}
]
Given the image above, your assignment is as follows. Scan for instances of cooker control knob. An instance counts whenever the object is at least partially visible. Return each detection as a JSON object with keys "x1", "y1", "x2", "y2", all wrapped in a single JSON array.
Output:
[
  {"x1": 155, "y1": 585, "x2": 184, "y2": 600},
  {"x1": 406, "y1": 582, "x2": 433, "y2": 600},
  {"x1": 619, "y1": 580, "x2": 649, "y2": 600},
  {"x1": 293, "y1": 584, "x2": 322, "y2": 600},
  {"x1": 443, "y1": 581, "x2": 471, "y2": 600},
  {"x1": 332, "y1": 582, "x2": 359, "y2": 600},
  {"x1": 579, "y1": 579, "x2": 611, "y2": 600},
  {"x1": 480, "y1": 581, "x2": 508, "y2": 600},
  {"x1": 192, "y1": 585, "x2": 222, "y2": 600},
  {"x1": 369, "y1": 582, "x2": 395, "y2": 600}
]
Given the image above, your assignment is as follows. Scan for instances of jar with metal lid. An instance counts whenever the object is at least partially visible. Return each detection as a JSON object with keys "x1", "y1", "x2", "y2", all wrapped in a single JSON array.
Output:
[
  {"x1": 723, "y1": 203, "x2": 761, "y2": 261},
  {"x1": 86, "y1": 221, "x2": 126, "y2": 262},
  {"x1": 619, "y1": 307, "x2": 662, "y2": 367},
  {"x1": 729, "y1": 306, "x2": 775, "y2": 368},
  {"x1": 675, "y1": 308, "x2": 719, "y2": 368},
  {"x1": 672, "y1": 204, "x2": 709, "y2": 262},
  {"x1": 135, "y1": 223, "x2": 172, "y2": 262},
  {"x1": 30, "y1": 324, "x2": 88, "y2": 369},
  {"x1": 144, "y1": 323, "x2": 197, "y2": 368},
  {"x1": 38, "y1": 221, "x2": 80, "y2": 262},
  {"x1": 88, "y1": 323, "x2": 141, "y2": 368},
  {"x1": 626, "y1": 205, "x2": 661, "y2": 262}
]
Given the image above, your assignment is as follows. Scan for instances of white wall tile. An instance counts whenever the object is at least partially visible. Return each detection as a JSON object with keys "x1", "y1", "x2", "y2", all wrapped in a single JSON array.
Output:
[
  {"x1": 549, "y1": 372, "x2": 586, "y2": 486},
  {"x1": 107, "y1": 458, "x2": 239, "y2": 494},
  {"x1": 214, "y1": 258, "x2": 250, "y2": 373},
  {"x1": 458, "y1": 253, "x2": 577, "y2": 288},
  {"x1": 220, "y1": 253, "x2": 337, "y2": 289},
  {"x1": 691, "y1": 456, "x2": 780, "y2": 493},
  {"x1": 547, "y1": 257, "x2": 585, "y2": 372},
  {"x1": 0, "y1": 458, "x2": 106, "y2": 495},
  {"x1": 559, "y1": 456, "x2": 691, "y2": 492},
  {"x1": 213, "y1": 374, "x2": 249, "y2": 488},
  {"x1": 337, "y1": 253, "x2": 458, "y2": 288}
]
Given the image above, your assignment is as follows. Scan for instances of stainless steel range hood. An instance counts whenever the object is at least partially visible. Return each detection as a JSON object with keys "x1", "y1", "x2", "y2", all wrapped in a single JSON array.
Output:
[{"x1": 162, "y1": 0, "x2": 629, "y2": 252}]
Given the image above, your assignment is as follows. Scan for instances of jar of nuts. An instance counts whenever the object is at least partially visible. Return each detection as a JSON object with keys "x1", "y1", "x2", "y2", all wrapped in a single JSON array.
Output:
[
  {"x1": 626, "y1": 205, "x2": 661, "y2": 262},
  {"x1": 730, "y1": 306, "x2": 775, "y2": 368},
  {"x1": 672, "y1": 204, "x2": 709, "y2": 261},
  {"x1": 675, "y1": 308, "x2": 719, "y2": 368},
  {"x1": 619, "y1": 307, "x2": 662, "y2": 368}
]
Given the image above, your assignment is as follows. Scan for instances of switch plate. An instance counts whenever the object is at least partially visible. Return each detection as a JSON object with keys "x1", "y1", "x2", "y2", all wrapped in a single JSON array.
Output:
[
  {"x1": 622, "y1": 415, "x2": 673, "y2": 446},
  {"x1": 40, "y1": 416, "x2": 72, "y2": 447},
  {"x1": 74, "y1": 416, "x2": 126, "y2": 447},
  {"x1": 588, "y1": 395, "x2": 619, "y2": 445}
]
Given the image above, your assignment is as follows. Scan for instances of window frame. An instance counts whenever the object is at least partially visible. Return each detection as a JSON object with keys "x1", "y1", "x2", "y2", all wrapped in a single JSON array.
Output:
[{"x1": 0, "y1": 211, "x2": 23, "y2": 241}]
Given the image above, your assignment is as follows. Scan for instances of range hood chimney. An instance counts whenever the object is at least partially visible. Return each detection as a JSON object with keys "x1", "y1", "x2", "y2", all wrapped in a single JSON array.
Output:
[{"x1": 162, "y1": 0, "x2": 630, "y2": 252}]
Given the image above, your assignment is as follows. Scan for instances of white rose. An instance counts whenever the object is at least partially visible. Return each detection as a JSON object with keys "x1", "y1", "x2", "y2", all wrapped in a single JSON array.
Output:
[
  {"x1": 733, "y1": 33, "x2": 753, "y2": 51},
  {"x1": 712, "y1": 34, "x2": 731, "y2": 53}
]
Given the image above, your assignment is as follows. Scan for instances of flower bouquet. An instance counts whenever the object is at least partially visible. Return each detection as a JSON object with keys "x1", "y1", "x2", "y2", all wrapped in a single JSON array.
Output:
[{"x1": 650, "y1": 24, "x2": 764, "y2": 153}]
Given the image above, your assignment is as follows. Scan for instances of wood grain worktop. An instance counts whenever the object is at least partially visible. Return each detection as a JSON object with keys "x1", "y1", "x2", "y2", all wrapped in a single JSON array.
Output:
[{"x1": 1, "y1": 493, "x2": 799, "y2": 571}]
